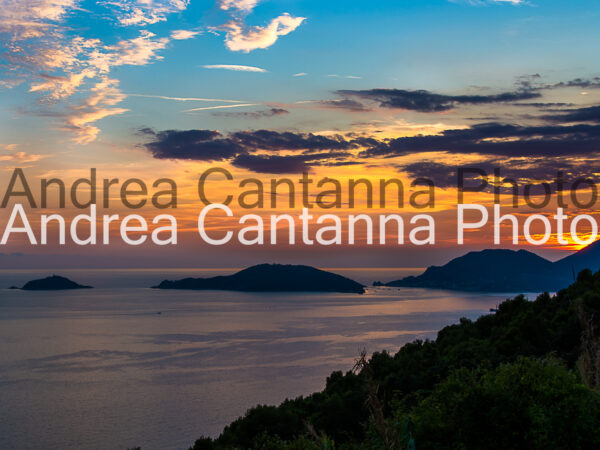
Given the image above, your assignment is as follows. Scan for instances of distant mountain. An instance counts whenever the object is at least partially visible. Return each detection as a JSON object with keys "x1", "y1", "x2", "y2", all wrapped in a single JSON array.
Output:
[
  {"x1": 19, "y1": 275, "x2": 92, "y2": 291},
  {"x1": 383, "y1": 249, "x2": 573, "y2": 292},
  {"x1": 555, "y1": 239, "x2": 600, "y2": 276},
  {"x1": 153, "y1": 264, "x2": 365, "y2": 294}
]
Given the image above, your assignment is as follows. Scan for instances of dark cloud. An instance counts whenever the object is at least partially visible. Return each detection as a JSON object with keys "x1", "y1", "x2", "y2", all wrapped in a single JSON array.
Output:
[
  {"x1": 139, "y1": 74, "x2": 600, "y2": 173},
  {"x1": 142, "y1": 129, "x2": 245, "y2": 161},
  {"x1": 318, "y1": 99, "x2": 371, "y2": 112},
  {"x1": 212, "y1": 108, "x2": 290, "y2": 119},
  {"x1": 335, "y1": 88, "x2": 541, "y2": 112},
  {"x1": 512, "y1": 102, "x2": 573, "y2": 108},
  {"x1": 546, "y1": 77, "x2": 600, "y2": 89},
  {"x1": 232, "y1": 152, "x2": 351, "y2": 174},
  {"x1": 136, "y1": 127, "x2": 157, "y2": 136},
  {"x1": 141, "y1": 121, "x2": 600, "y2": 172},
  {"x1": 315, "y1": 160, "x2": 362, "y2": 167},
  {"x1": 231, "y1": 130, "x2": 354, "y2": 152},
  {"x1": 362, "y1": 123, "x2": 600, "y2": 158},
  {"x1": 514, "y1": 76, "x2": 600, "y2": 92},
  {"x1": 232, "y1": 154, "x2": 312, "y2": 173},
  {"x1": 328, "y1": 77, "x2": 600, "y2": 114},
  {"x1": 514, "y1": 73, "x2": 542, "y2": 91},
  {"x1": 543, "y1": 106, "x2": 600, "y2": 124},
  {"x1": 399, "y1": 162, "x2": 458, "y2": 188},
  {"x1": 400, "y1": 159, "x2": 600, "y2": 190},
  {"x1": 140, "y1": 128, "x2": 358, "y2": 172}
]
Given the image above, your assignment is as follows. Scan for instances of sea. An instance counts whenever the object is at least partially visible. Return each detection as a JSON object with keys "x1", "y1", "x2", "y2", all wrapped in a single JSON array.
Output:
[{"x1": 0, "y1": 268, "x2": 521, "y2": 450}]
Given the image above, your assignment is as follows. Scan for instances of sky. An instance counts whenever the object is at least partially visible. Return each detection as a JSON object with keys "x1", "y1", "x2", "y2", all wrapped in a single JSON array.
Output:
[{"x1": 1, "y1": 0, "x2": 600, "y2": 268}]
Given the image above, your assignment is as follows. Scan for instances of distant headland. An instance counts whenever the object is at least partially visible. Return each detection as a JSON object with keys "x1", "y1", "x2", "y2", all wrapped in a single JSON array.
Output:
[
  {"x1": 153, "y1": 264, "x2": 365, "y2": 294},
  {"x1": 378, "y1": 240, "x2": 600, "y2": 292}
]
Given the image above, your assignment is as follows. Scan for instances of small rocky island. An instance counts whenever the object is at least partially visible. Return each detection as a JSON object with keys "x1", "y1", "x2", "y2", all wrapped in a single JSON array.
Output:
[
  {"x1": 153, "y1": 264, "x2": 365, "y2": 294},
  {"x1": 15, "y1": 275, "x2": 92, "y2": 291}
]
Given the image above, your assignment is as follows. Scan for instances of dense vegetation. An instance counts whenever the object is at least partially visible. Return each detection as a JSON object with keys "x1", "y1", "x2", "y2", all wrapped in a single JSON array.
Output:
[{"x1": 190, "y1": 270, "x2": 600, "y2": 449}]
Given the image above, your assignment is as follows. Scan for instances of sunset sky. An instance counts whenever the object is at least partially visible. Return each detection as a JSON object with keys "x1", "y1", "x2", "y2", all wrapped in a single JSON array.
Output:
[{"x1": 1, "y1": 0, "x2": 600, "y2": 269}]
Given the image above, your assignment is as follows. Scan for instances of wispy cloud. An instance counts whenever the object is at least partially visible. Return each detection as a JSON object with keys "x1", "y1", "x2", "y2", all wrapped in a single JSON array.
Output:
[
  {"x1": 293, "y1": 72, "x2": 308, "y2": 77},
  {"x1": 218, "y1": 0, "x2": 259, "y2": 13},
  {"x1": 63, "y1": 105, "x2": 128, "y2": 144},
  {"x1": 221, "y1": 13, "x2": 305, "y2": 52},
  {"x1": 104, "y1": 0, "x2": 189, "y2": 26},
  {"x1": 202, "y1": 64, "x2": 267, "y2": 72},
  {"x1": 63, "y1": 77, "x2": 129, "y2": 144},
  {"x1": 128, "y1": 94, "x2": 244, "y2": 103},
  {"x1": 328, "y1": 74, "x2": 362, "y2": 79},
  {"x1": 24, "y1": 30, "x2": 169, "y2": 141},
  {"x1": 29, "y1": 70, "x2": 94, "y2": 101},
  {"x1": 183, "y1": 103, "x2": 258, "y2": 112},
  {"x1": 0, "y1": 0, "x2": 80, "y2": 39},
  {"x1": 170, "y1": 29, "x2": 201, "y2": 40},
  {"x1": 91, "y1": 30, "x2": 170, "y2": 71},
  {"x1": 0, "y1": 151, "x2": 48, "y2": 163},
  {"x1": 0, "y1": 0, "x2": 188, "y2": 143},
  {"x1": 211, "y1": 0, "x2": 305, "y2": 52},
  {"x1": 452, "y1": 0, "x2": 526, "y2": 5},
  {"x1": 23, "y1": 31, "x2": 170, "y2": 102}
]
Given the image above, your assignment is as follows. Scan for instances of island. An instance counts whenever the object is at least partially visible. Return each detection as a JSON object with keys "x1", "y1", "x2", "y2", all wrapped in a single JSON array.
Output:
[
  {"x1": 153, "y1": 263, "x2": 365, "y2": 294},
  {"x1": 18, "y1": 275, "x2": 92, "y2": 291}
]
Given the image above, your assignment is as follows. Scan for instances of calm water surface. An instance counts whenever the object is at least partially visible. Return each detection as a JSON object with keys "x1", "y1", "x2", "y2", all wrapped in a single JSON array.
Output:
[{"x1": 0, "y1": 269, "x2": 518, "y2": 450}]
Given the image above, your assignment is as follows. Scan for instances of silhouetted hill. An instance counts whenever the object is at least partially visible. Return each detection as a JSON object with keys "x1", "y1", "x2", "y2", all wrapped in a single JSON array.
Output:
[
  {"x1": 555, "y1": 239, "x2": 600, "y2": 276},
  {"x1": 19, "y1": 275, "x2": 92, "y2": 291},
  {"x1": 384, "y1": 249, "x2": 569, "y2": 292},
  {"x1": 153, "y1": 264, "x2": 365, "y2": 294}
]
